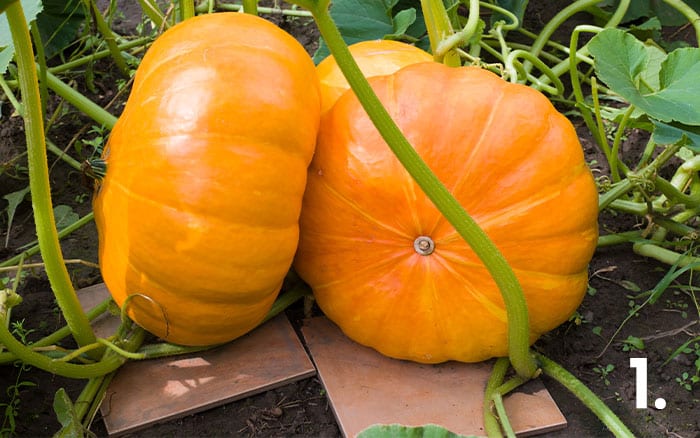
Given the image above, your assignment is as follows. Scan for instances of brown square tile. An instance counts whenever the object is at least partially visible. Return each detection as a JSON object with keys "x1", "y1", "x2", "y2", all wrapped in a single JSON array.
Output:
[
  {"x1": 302, "y1": 317, "x2": 567, "y2": 437},
  {"x1": 76, "y1": 284, "x2": 315, "y2": 436}
]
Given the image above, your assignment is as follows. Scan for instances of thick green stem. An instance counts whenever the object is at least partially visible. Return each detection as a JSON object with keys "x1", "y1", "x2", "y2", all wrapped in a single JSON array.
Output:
[
  {"x1": 483, "y1": 358, "x2": 509, "y2": 437},
  {"x1": 1, "y1": 213, "x2": 95, "y2": 268},
  {"x1": 242, "y1": 0, "x2": 258, "y2": 15},
  {"x1": 180, "y1": 0, "x2": 195, "y2": 20},
  {"x1": 434, "y1": 0, "x2": 480, "y2": 62},
  {"x1": 0, "y1": 319, "x2": 144, "y2": 378},
  {"x1": 49, "y1": 37, "x2": 150, "y2": 75},
  {"x1": 7, "y1": 1, "x2": 97, "y2": 352},
  {"x1": 536, "y1": 352, "x2": 635, "y2": 438},
  {"x1": 29, "y1": 22, "x2": 48, "y2": 114},
  {"x1": 420, "y1": 0, "x2": 460, "y2": 66},
  {"x1": 196, "y1": 2, "x2": 312, "y2": 16},
  {"x1": 305, "y1": 2, "x2": 538, "y2": 379},
  {"x1": 44, "y1": 70, "x2": 118, "y2": 129},
  {"x1": 0, "y1": 297, "x2": 112, "y2": 365}
]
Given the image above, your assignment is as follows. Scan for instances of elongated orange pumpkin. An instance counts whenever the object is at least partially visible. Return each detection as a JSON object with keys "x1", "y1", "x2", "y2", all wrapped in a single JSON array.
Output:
[
  {"x1": 316, "y1": 40, "x2": 432, "y2": 114},
  {"x1": 294, "y1": 63, "x2": 598, "y2": 363},
  {"x1": 93, "y1": 13, "x2": 320, "y2": 346}
]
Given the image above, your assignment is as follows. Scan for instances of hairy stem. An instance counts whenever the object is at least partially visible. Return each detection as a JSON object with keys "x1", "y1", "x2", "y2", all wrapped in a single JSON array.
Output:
[{"x1": 7, "y1": 0, "x2": 97, "y2": 353}]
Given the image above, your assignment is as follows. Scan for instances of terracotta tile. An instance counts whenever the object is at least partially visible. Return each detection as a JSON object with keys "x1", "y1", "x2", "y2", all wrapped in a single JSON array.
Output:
[
  {"x1": 302, "y1": 317, "x2": 567, "y2": 437},
  {"x1": 77, "y1": 283, "x2": 121, "y2": 338},
  {"x1": 76, "y1": 284, "x2": 315, "y2": 436}
]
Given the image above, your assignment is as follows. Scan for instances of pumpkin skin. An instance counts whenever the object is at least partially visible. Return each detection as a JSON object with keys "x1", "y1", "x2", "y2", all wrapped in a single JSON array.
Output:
[
  {"x1": 294, "y1": 63, "x2": 598, "y2": 363},
  {"x1": 316, "y1": 40, "x2": 432, "y2": 114},
  {"x1": 93, "y1": 13, "x2": 320, "y2": 346}
]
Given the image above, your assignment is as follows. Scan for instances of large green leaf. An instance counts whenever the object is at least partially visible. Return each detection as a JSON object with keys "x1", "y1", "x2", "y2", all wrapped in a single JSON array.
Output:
[
  {"x1": 312, "y1": 0, "x2": 426, "y2": 63},
  {"x1": 589, "y1": 28, "x2": 700, "y2": 125},
  {"x1": 0, "y1": 0, "x2": 42, "y2": 73},
  {"x1": 358, "y1": 424, "x2": 476, "y2": 438}
]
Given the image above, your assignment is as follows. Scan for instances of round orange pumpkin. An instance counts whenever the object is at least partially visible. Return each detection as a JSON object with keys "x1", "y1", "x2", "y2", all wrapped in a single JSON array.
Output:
[
  {"x1": 316, "y1": 40, "x2": 432, "y2": 114},
  {"x1": 93, "y1": 13, "x2": 320, "y2": 346},
  {"x1": 294, "y1": 62, "x2": 598, "y2": 363}
]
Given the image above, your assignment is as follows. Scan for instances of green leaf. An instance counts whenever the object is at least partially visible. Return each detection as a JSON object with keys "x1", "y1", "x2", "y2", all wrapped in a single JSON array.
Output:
[
  {"x1": 35, "y1": 0, "x2": 86, "y2": 59},
  {"x1": 357, "y1": 423, "x2": 476, "y2": 438},
  {"x1": 3, "y1": 186, "x2": 30, "y2": 247},
  {"x1": 312, "y1": 0, "x2": 427, "y2": 63},
  {"x1": 491, "y1": 0, "x2": 528, "y2": 27},
  {"x1": 53, "y1": 388, "x2": 92, "y2": 438},
  {"x1": 53, "y1": 204, "x2": 79, "y2": 230},
  {"x1": 589, "y1": 28, "x2": 700, "y2": 125},
  {"x1": 0, "y1": 0, "x2": 42, "y2": 74},
  {"x1": 390, "y1": 8, "x2": 416, "y2": 37},
  {"x1": 651, "y1": 120, "x2": 700, "y2": 151}
]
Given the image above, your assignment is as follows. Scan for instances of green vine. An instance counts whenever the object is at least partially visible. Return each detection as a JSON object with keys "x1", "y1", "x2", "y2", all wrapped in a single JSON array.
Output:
[{"x1": 292, "y1": 0, "x2": 539, "y2": 380}]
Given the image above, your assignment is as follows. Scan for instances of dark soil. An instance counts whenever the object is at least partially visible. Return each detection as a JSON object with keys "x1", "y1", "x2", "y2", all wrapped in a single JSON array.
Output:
[{"x1": 1, "y1": 1, "x2": 698, "y2": 437}]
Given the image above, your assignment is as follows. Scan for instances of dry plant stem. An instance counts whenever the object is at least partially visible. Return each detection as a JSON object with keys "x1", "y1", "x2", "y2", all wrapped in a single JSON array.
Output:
[
  {"x1": 303, "y1": 0, "x2": 538, "y2": 379},
  {"x1": 6, "y1": 1, "x2": 97, "y2": 352}
]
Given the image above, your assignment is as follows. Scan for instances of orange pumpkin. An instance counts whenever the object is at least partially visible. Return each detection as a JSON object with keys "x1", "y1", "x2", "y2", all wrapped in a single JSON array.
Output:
[
  {"x1": 294, "y1": 63, "x2": 598, "y2": 363},
  {"x1": 316, "y1": 40, "x2": 432, "y2": 114},
  {"x1": 93, "y1": 13, "x2": 320, "y2": 346}
]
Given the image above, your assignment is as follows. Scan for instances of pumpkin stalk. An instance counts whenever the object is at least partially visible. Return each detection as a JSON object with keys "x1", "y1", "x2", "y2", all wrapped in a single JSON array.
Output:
[
  {"x1": 242, "y1": 0, "x2": 259, "y2": 15},
  {"x1": 298, "y1": 1, "x2": 539, "y2": 379},
  {"x1": 419, "y1": 0, "x2": 460, "y2": 65},
  {"x1": 6, "y1": 1, "x2": 99, "y2": 354}
]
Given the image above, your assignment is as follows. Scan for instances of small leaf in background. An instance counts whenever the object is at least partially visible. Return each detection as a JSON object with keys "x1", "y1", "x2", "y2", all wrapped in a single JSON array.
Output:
[
  {"x1": 0, "y1": 0, "x2": 43, "y2": 74},
  {"x1": 622, "y1": 335, "x2": 645, "y2": 351},
  {"x1": 357, "y1": 423, "x2": 474, "y2": 438},
  {"x1": 387, "y1": 8, "x2": 416, "y2": 39},
  {"x1": 3, "y1": 186, "x2": 30, "y2": 248},
  {"x1": 53, "y1": 204, "x2": 79, "y2": 230},
  {"x1": 589, "y1": 28, "x2": 700, "y2": 125}
]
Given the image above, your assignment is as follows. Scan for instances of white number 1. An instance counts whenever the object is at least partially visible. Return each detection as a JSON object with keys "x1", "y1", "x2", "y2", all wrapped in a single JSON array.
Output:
[{"x1": 630, "y1": 357, "x2": 666, "y2": 409}]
